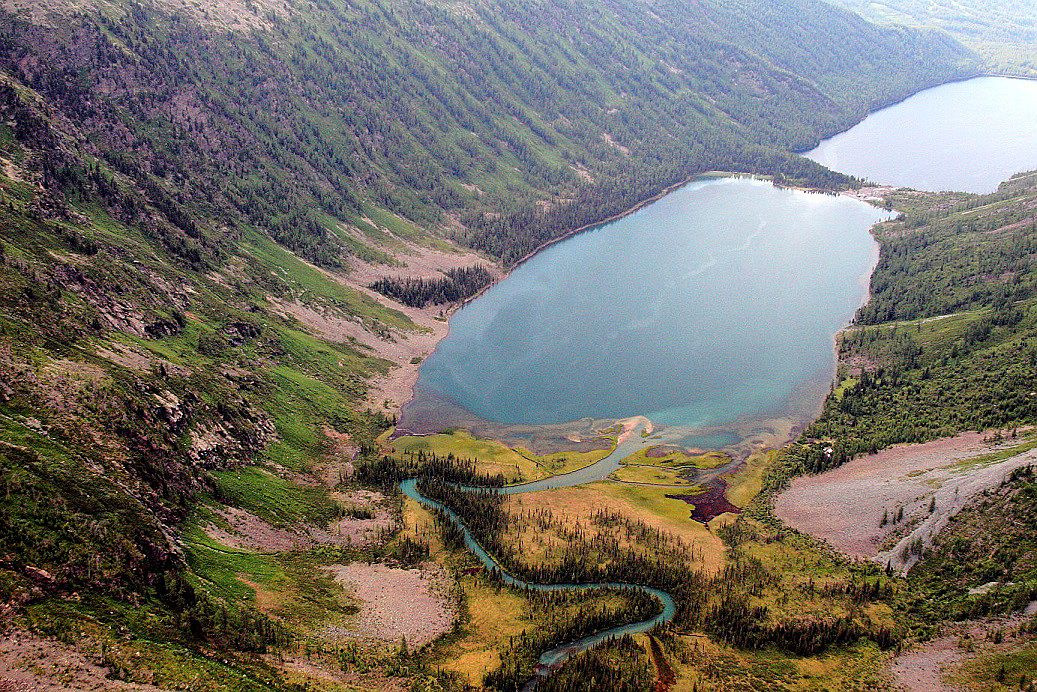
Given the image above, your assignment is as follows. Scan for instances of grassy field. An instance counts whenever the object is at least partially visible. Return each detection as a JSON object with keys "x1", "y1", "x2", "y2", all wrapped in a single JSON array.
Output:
[
  {"x1": 725, "y1": 451, "x2": 775, "y2": 508},
  {"x1": 667, "y1": 634, "x2": 894, "y2": 690},
  {"x1": 434, "y1": 577, "x2": 530, "y2": 684},
  {"x1": 386, "y1": 429, "x2": 614, "y2": 483},
  {"x1": 948, "y1": 638, "x2": 1037, "y2": 690},
  {"x1": 511, "y1": 481, "x2": 727, "y2": 574},
  {"x1": 609, "y1": 465, "x2": 696, "y2": 486},
  {"x1": 621, "y1": 446, "x2": 731, "y2": 469}
]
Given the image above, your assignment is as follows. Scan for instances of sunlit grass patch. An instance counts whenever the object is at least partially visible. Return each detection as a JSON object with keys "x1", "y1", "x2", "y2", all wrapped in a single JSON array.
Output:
[
  {"x1": 725, "y1": 450, "x2": 774, "y2": 508},
  {"x1": 621, "y1": 445, "x2": 730, "y2": 469},
  {"x1": 609, "y1": 464, "x2": 694, "y2": 485},
  {"x1": 947, "y1": 637, "x2": 1037, "y2": 690},
  {"x1": 389, "y1": 430, "x2": 544, "y2": 482},
  {"x1": 211, "y1": 466, "x2": 343, "y2": 528},
  {"x1": 434, "y1": 576, "x2": 530, "y2": 684}
]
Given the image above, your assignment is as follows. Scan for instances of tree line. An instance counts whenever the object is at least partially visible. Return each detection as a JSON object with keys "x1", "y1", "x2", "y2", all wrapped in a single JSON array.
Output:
[{"x1": 370, "y1": 265, "x2": 493, "y2": 308}]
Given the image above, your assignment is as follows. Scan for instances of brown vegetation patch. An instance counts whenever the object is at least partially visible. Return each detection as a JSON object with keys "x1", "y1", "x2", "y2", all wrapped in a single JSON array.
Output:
[
  {"x1": 322, "y1": 562, "x2": 455, "y2": 647},
  {"x1": 667, "y1": 480, "x2": 740, "y2": 523}
]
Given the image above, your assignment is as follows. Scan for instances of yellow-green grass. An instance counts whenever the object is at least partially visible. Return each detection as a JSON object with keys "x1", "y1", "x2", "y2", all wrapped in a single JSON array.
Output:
[
  {"x1": 387, "y1": 429, "x2": 614, "y2": 483},
  {"x1": 949, "y1": 430, "x2": 1037, "y2": 473},
  {"x1": 609, "y1": 464, "x2": 695, "y2": 486},
  {"x1": 397, "y1": 494, "x2": 447, "y2": 557},
  {"x1": 946, "y1": 637, "x2": 1037, "y2": 690},
  {"x1": 621, "y1": 446, "x2": 730, "y2": 469},
  {"x1": 514, "y1": 444, "x2": 614, "y2": 476},
  {"x1": 434, "y1": 576, "x2": 530, "y2": 684},
  {"x1": 513, "y1": 482, "x2": 727, "y2": 572},
  {"x1": 210, "y1": 465, "x2": 342, "y2": 528},
  {"x1": 739, "y1": 520, "x2": 896, "y2": 631},
  {"x1": 669, "y1": 633, "x2": 893, "y2": 691},
  {"x1": 725, "y1": 450, "x2": 774, "y2": 508},
  {"x1": 833, "y1": 376, "x2": 859, "y2": 401},
  {"x1": 389, "y1": 430, "x2": 544, "y2": 482}
]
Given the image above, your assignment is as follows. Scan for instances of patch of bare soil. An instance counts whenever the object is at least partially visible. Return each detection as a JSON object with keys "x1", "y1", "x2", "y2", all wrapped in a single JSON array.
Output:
[
  {"x1": 0, "y1": 630, "x2": 162, "y2": 691},
  {"x1": 891, "y1": 609, "x2": 1036, "y2": 691},
  {"x1": 316, "y1": 426, "x2": 360, "y2": 487},
  {"x1": 841, "y1": 185, "x2": 898, "y2": 203},
  {"x1": 774, "y1": 432, "x2": 1037, "y2": 571},
  {"x1": 94, "y1": 343, "x2": 155, "y2": 372},
  {"x1": 270, "y1": 234, "x2": 499, "y2": 417},
  {"x1": 618, "y1": 415, "x2": 653, "y2": 443},
  {"x1": 322, "y1": 562, "x2": 455, "y2": 648},
  {"x1": 204, "y1": 494, "x2": 394, "y2": 551},
  {"x1": 2, "y1": 0, "x2": 291, "y2": 31},
  {"x1": 892, "y1": 635, "x2": 967, "y2": 692}
]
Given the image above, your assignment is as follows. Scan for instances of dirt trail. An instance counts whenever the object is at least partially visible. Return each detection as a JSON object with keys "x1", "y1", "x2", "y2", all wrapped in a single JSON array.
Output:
[{"x1": 774, "y1": 432, "x2": 1037, "y2": 571}]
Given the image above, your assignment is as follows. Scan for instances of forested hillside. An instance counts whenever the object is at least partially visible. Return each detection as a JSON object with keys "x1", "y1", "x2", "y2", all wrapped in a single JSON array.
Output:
[
  {"x1": 805, "y1": 172, "x2": 1037, "y2": 465},
  {"x1": 0, "y1": 0, "x2": 973, "y2": 263},
  {"x1": 832, "y1": 0, "x2": 1037, "y2": 76}
]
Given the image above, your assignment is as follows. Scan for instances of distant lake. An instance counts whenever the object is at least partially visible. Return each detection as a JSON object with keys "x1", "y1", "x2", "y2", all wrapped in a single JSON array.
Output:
[
  {"x1": 806, "y1": 76, "x2": 1037, "y2": 194},
  {"x1": 402, "y1": 177, "x2": 889, "y2": 445}
]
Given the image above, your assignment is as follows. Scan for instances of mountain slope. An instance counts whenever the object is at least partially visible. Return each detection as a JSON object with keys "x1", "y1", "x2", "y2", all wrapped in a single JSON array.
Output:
[
  {"x1": 1, "y1": 0, "x2": 974, "y2": 263},
  {"x1": 0, "y1": 0, "x2": 982, "y2": 687},
  {"x1": 831, "y1": 0, "x2": 1037, "y2": 76}
]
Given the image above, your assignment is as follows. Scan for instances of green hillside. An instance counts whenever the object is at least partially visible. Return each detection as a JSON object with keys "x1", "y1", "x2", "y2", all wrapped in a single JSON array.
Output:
[
  {"x1": 805, "y1": 172, "x2": 1037, "y2": 465},
  {"x1": 1, "y1": 0, "x2": 973, "y2": 263},
  {"x1": 832, "y1": 0, "x2": 1037, "y2": 76}
]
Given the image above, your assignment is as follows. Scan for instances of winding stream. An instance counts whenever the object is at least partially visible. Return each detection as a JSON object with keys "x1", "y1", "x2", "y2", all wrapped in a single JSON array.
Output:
[
  {"x1": 400, "y1": 478, "x2": 677, "y2": 685},
  {"x1": 400, "y1": 424, "x2": 687, "y2": 685}
]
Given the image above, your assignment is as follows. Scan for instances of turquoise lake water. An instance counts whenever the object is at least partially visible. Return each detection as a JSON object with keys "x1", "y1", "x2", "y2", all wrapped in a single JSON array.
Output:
[
  {"x1": 403, "y1": 76, "x2": 1037, "y2": 448},
  {"x1": 806, "y1": 76, "x2": 1037, "y2": 194},
  {"x1": 403, "y1": 177, "x2": 888, "y2": 442}
]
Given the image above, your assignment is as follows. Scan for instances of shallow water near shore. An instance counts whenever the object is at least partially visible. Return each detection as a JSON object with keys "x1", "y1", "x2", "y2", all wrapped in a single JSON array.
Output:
[{"x1": 401, "y1": 176, "x2": 888, "y2": 447}]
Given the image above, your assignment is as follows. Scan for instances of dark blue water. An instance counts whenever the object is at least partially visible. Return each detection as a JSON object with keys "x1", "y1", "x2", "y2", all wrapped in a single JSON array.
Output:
[
  {"x1": 407, "y1": 177, "x2": 887, "y2": 439},
  {"x1": 806, "y1": 76, "x2": 1037, "y2": 194}
]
